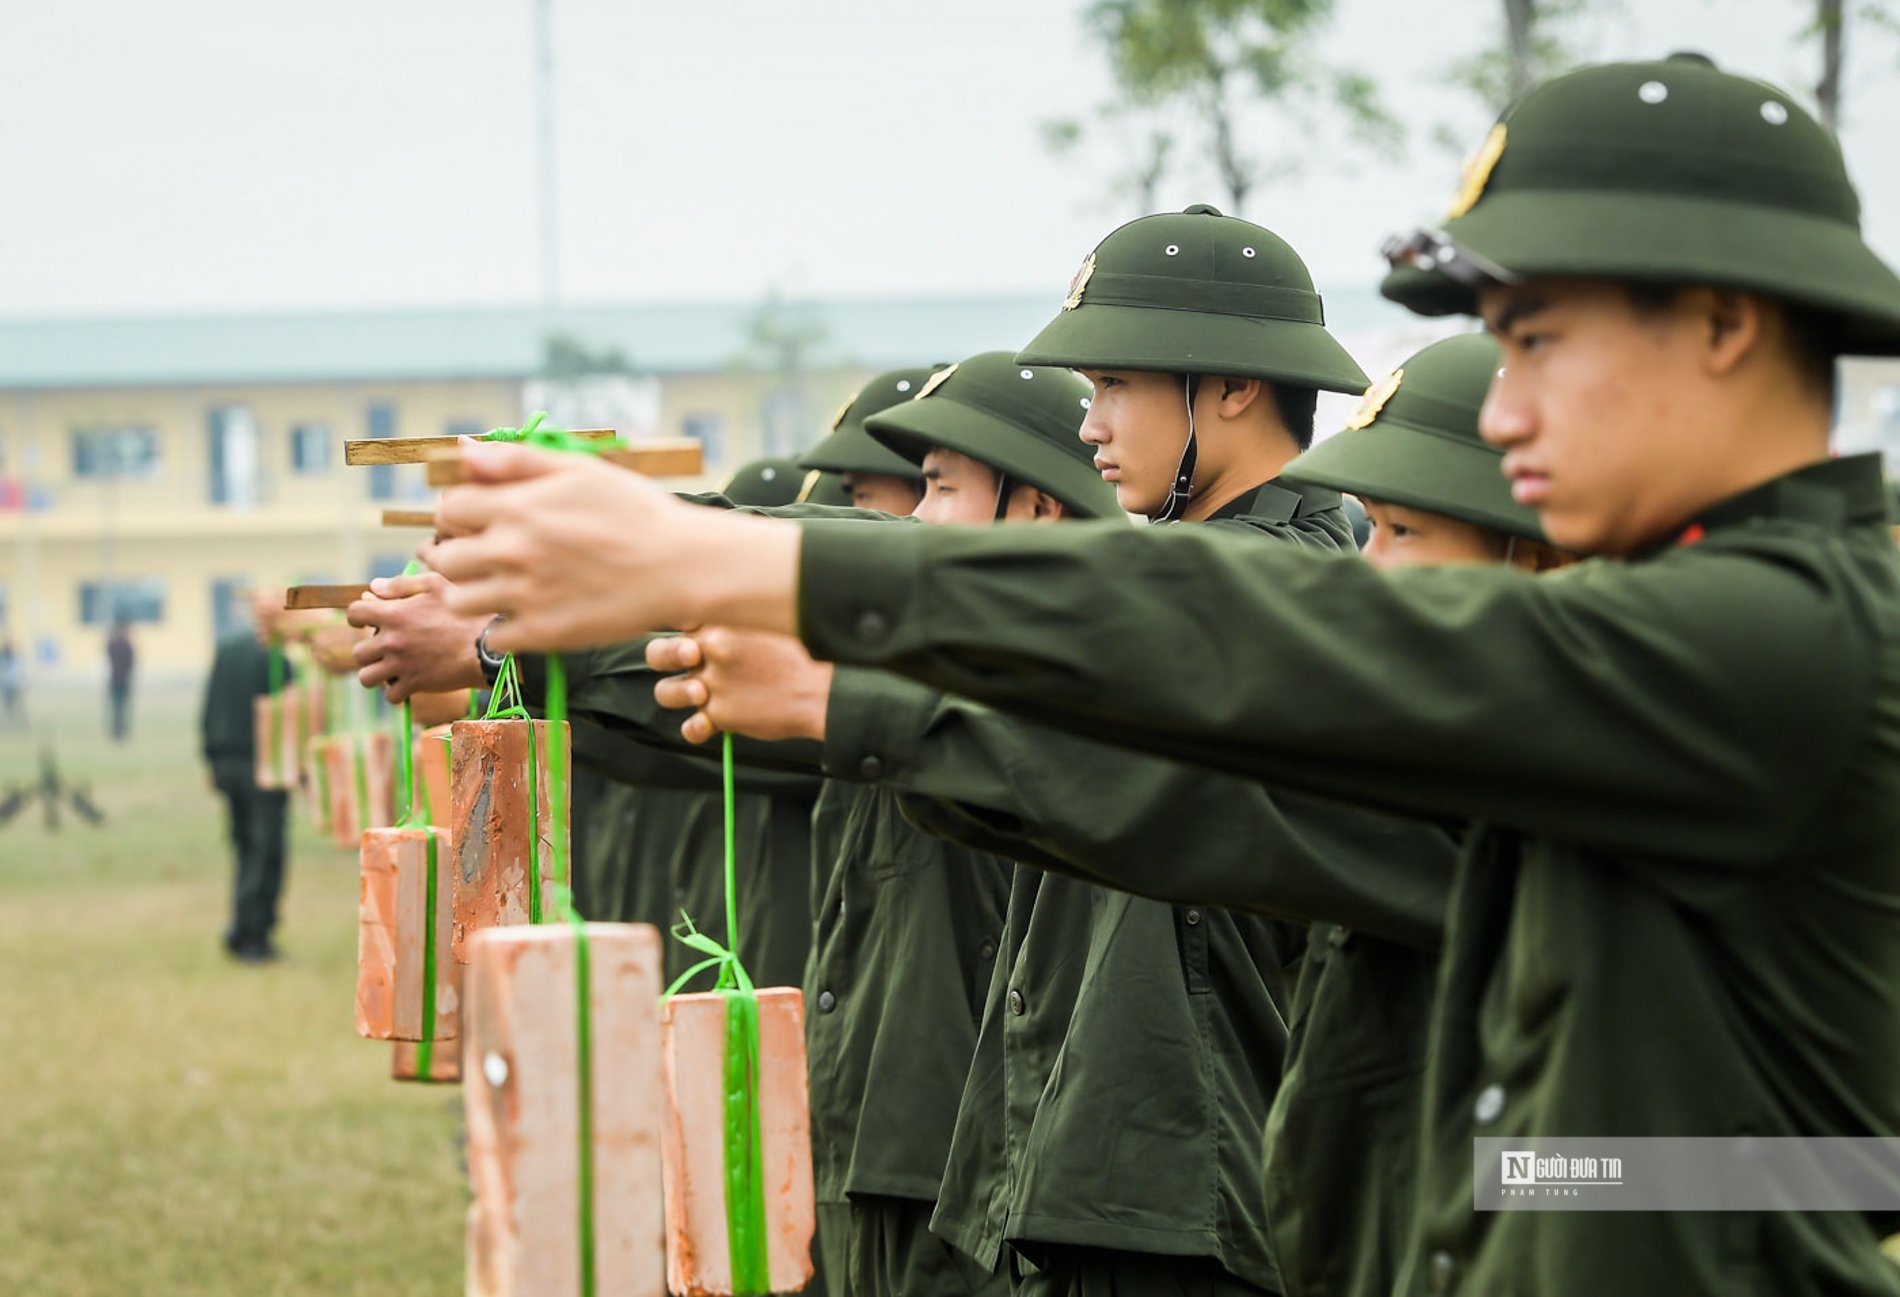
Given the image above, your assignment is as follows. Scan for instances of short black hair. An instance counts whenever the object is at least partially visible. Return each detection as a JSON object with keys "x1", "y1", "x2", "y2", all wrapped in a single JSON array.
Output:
[
  {"x1": 1271, "y1": 383, "x2": 1319, "y2": 450},
  {"x1": 1622, "y1": 283, "x2": 1839, "y2": 403}
]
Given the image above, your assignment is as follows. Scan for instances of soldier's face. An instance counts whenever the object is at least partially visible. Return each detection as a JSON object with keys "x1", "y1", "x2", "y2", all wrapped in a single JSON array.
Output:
[
  {"x1": 840, "y1": 472, "x2": 923, "y2": 517},
  {"x1": 1478, "y1": 279, "x2": 1710, "y2": 556},
  {"x1": 914, "y1": 448, "x2": 1004, "y2": 526},
  {"x1": 1077, "y1": 369, "x2": 1190, "y2": 518},
  {"x1": 1357, "y1": 499, "x2": 1505, "y2": 569}
]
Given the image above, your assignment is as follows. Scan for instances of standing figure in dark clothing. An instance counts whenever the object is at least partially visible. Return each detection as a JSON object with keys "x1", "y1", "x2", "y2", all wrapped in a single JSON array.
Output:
[
  {"x1": 0, "y1": 637, "x2": 21, "y2": 729},
  {"x1": 106, "y1": 621, "x2": 134, "y2": 741},
  {"x1": 200, "y1": 591, "x2": 292, "y2": 963}
]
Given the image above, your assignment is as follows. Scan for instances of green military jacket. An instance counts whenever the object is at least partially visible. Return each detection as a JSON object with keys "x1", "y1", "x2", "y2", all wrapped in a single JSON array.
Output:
[
  {"x1": 865, "y1": 669, "x2": 1459, "y2": 1297},
  {"x1": 793, "y1": 455, "x2": 1900, "y2": 1296},
  {"x1": 817, "y1": 481, "x2": 1349, "y2": 1290},
  {"x1": 803, "y1": 778, "x2": 1011, "y2": 1203}
]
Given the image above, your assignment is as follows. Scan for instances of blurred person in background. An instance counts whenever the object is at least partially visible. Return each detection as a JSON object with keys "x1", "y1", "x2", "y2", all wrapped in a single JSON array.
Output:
[
  {"x1": 199, "y1": 590, "x2": 293, "y2": 964},
  {"x1": 106, "y1": 619, "x2": 135, "y2": 741},
  {"x1": 0, "y1": 636, "x2": 21, "y2": 728}
]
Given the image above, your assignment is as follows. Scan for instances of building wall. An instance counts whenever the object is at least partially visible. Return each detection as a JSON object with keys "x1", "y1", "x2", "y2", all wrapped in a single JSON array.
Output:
[{"x1": 0, "y1": 367, "x2": 870, "y2": 677}]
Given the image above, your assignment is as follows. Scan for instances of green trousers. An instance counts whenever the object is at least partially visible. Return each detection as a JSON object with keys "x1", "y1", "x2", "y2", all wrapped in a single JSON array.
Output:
[{"x1": 815, "y1": 1197, "x2": 1006, "y2": 1297}]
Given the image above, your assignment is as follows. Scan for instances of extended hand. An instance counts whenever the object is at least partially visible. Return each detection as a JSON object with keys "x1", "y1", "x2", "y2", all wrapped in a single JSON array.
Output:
[
  {"x1": 428, "y1": 442, "x2": 803, "y2": 652},
  {"x1": 347, "y1": 571, "x2": 489, "y2": 703},
  {"x1": 648, "y1": 627, "x2": 833, "y2": 745}
]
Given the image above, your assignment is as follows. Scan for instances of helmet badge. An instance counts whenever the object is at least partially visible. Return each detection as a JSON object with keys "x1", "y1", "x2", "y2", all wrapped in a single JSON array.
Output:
[
  {"x1": 1446, "y1": 124, "x2": 1507, "y2": 221},
  {"x1": 1344, "y1": 368, "x2": 1405, "y2": 430},
  {"x1": 1063, "y1": 253, "x2": 1097, "y2": 311},
  {"x1": 915, "y1": 364, "x2": 959, "y2": 400}
]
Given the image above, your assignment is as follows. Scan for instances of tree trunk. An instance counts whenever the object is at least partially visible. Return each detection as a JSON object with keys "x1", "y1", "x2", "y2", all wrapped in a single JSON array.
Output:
[
  {"x1": 1504, "y1": 0, "x2": 1538, "y2": 100},
  {"x1": 1817, "y1": 0, "x2": 1845, "y2": 130}
]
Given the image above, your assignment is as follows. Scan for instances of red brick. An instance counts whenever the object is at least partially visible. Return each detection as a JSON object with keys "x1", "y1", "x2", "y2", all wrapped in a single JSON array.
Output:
[
  {"x1": 357, "y1": 826, "x2": 457, "y2": 1043},
  {"x1": 464, "y1": 922, "x2": 666, "y2": 1297},
  {"x1": 449, "y1": 719, "x2": 569, "y2": 963},
  {"x1": 660, "y1": 987, "x2": 815, "y2": 1296}
]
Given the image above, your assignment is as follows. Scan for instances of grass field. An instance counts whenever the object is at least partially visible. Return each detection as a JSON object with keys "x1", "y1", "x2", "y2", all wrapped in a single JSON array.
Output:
[{"x1": 0, "y1": 679, "x2": 465, "y2": 1296}]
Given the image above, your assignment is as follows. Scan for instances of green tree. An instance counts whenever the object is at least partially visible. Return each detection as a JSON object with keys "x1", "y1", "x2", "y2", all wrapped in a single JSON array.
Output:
[
  {"x1": 1057, "y1": 0, "x2": 1400, "y2": 217},
  {"x1": 540, "y1": 332, "x2": 632, "y2": 377}
]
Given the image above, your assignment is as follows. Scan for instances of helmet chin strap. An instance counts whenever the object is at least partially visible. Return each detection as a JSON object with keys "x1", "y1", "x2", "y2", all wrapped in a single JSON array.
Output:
[
  {"x1": 992, "y1": 472, "x2": 1016, "y2": 522},
  {"x1": 1152, "y1": 374, "x2": 1200, "y2": 524}
]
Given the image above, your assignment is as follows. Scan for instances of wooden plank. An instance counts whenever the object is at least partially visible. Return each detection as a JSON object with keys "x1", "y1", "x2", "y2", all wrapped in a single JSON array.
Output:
[
  {"x1": 285, "y1": 583, "x2": 372, "y2": 610},
  {"x1": 381, "y1": 509, "x2": 438, "y2": 528},
  {"x1": 449, "y1": 719, "x2": 569, "y2": 962},
  {"x1": 661, "y1": 988, "x2": 816, "y2": 1295},
  {"x1": 346, "y1": 429, "x2": 617, "y2": 466},
  {"x1": 357, "y1": 826, "x2": 458, "y2": 1042},
  {"x1": 464, "y1": 922, "x2": 667, "y2": 1297},
  {"x1": 425, "y1": 438, "x2": 704, "y2": 487}
]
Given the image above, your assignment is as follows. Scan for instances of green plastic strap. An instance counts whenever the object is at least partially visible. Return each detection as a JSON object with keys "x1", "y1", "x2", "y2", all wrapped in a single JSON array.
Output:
[
  {"x1": 663, "y1": 736, "x2": 771, "y2": 1295},
  {"x1": 540, "y1": 655, "x2": 596, "y2": 1297}
]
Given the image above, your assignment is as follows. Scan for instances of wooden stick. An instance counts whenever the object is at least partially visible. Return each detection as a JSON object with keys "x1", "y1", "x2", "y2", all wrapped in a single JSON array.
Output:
[
  {"x1": 285, "y1": 583, "x2": 373, "y2": 610},
  {"x1": 381, "y1": 509, "x2": 437, "y2": 528},
  {"x1": 425, "y1": 439, "x2": 704, "y2": 487},
  {"x1": 345, "y1": 430, "x2": 617, "y2": 466}
]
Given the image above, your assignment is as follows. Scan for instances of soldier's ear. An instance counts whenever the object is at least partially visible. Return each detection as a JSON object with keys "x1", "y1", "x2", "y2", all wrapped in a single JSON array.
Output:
[
  {"x1": 1213, "y1": 376, "x2": 1265, "y2": 419},
  {"x1": 1698, "y1": 289, "x2": 1766, "y2": 379},
  {"x1": 1032, "y1": 490, "x2": 1069, "y2": 522}
]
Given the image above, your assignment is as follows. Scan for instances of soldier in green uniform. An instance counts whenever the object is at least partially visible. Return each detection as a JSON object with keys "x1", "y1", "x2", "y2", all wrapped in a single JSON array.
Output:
[
  {"x1": 799, "y1": 366, "x2": 943, "y2": 515},
  {"x1": 427, "y1": 55, "x2": 1900, "y2": 1296},
  {"x1": 809, "y1": 208, "x2": 1362, "y2": 1297},
  {"x1": 200, "y1": 588, "x2": 295, "y2": 964}
]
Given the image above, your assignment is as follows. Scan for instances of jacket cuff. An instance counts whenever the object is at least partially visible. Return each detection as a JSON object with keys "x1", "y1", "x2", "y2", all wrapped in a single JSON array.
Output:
[
  {"x1": 821, "y1": 667, "x2": 937, "y2": 785},
  {"x1": 797, "y1": 519, "x2": 926, "y2": 667}
]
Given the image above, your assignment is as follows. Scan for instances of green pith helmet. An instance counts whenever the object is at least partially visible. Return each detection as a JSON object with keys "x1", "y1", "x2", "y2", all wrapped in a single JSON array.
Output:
[
  {"x1": 796, "y1": 469, "x2": 854, "y2": 508},
  {"x1": 863, "y1": 351, "x2": 1123, "y2": 520},
  {"x1": 1382, "y1": 55, "x2": 1900, "y2": 355},
  {"x1": 720, "y1": 456, "x2": 806, "y2": 509},
  {"x1": 1017, "y1": 204, "x2": 1369, "y2": 394},
  {"x1": 1282, "y1": 333, "x2": 1545, "y2": 543},
  {"x1": 798, "y1": 366, "x2": 947, "y2": 479}
]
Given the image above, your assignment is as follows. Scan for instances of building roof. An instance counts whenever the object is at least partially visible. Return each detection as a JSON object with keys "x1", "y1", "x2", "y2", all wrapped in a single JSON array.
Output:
[{"x1": 0, "y1": 289, "x2": 1410, "y2": 391}]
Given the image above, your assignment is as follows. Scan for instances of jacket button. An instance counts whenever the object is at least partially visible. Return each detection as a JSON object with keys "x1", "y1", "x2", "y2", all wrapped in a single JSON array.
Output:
[
  {"x1": 1007, "y1": 988, "x2": 1026, "y2": 1015},
  {"x1": 1184, "y1": 908, "x2": 1202, "y2": 926},
  {"x1": 855, "y1": 610, "x2": 890, "y2": 642},
  {"x1": 817, "y1": 990, "x2": 837, "y2": 1013},
  {"x1": 1429, "y1": 1250, "x2": 1457, "y2": 1293},
  {"x1": 1327, "y1": 925, "x2": 1350, "y2": 947},
  {"x1": 979, "y1": 940, "x2": 997, "y2": 960},
  {"x1": 1474, "y1": 1083, "x2": 1505, "y2": 1126},
  {"x1": 859, "y1": 754, "x2": 883, "y2": 780}
]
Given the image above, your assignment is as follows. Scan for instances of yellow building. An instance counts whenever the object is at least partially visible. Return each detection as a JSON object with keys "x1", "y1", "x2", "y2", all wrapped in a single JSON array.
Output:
[{"x1": 0, "y1": 296, "x2": 1070, "y2": 675}]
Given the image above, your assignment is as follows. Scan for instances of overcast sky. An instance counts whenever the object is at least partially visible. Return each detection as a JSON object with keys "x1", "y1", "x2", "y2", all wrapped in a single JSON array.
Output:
[{"x1": 2, "y1": 0, "x2": 1894, "y2": 318}]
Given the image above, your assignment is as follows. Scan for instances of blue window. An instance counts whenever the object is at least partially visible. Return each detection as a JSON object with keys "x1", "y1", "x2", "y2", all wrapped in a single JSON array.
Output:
[
  {"x1": 682, "y1": 412, "x2": 725, "y2": 467},
  {"x1": 291, "y1": 424, "x2": 331, "y2": 474},
  {"x1": 73, "y1": 427, "x2": 160, "y2": 480},
  {"x1": 80, "y1": 579, "x2": 165, "y2": 626},
  {"x1": 367, "y1": 404, "x2": 397, "y2": 501}
]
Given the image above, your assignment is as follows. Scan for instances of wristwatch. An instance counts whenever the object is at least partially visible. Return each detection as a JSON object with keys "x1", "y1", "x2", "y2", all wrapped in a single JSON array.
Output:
[{"x1": 475, "y1": 617, "x2": 507, "y2": 686}]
